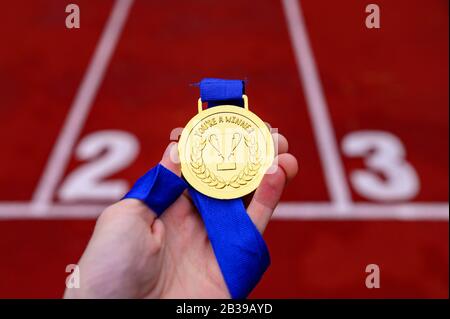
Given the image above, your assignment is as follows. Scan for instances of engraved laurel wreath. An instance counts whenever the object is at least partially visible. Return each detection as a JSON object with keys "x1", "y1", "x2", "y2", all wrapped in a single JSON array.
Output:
[{"x1": 189, "y1": 132, "x2": 261, "y2": 189}]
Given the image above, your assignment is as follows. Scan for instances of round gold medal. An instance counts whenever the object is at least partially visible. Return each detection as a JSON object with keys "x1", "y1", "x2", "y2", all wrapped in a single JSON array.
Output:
[{"x1": 179, "y1": 95, "x2": 274, "y2": 199}]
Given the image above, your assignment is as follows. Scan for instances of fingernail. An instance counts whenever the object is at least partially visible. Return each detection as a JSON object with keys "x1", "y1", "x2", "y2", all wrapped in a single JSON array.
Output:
[
  {"x1": 169, "y1": 142, "x2": 180, "y2": 164},
  {"x1": 163, "y1": 142, "x2": 175, "y2": 157},
  {"x1": 266, "y1": 164, "x2": 279, "y2": 175}
]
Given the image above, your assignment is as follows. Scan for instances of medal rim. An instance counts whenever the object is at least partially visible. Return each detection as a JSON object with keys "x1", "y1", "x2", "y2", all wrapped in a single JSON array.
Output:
[{"x1": 178, "y1": 104, "x2": 274, "y2": 199}]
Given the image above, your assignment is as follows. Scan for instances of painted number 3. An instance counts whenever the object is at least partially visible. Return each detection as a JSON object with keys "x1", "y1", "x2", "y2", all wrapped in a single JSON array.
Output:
[
  {"x1": 342, "y1": 131, "x2": 420, "y2": 202},
  {"x1": 59, "y1": 130, "x2": 139, "y2": 201}
]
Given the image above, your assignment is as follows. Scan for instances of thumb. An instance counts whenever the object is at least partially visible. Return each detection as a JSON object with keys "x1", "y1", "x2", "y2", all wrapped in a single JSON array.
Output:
[
  {"x1": 247, "y1": 153, "x2": 298, "y2": 233},
  {"x1": 160, "y1": 142, "x2": 182, "y2": 176}
]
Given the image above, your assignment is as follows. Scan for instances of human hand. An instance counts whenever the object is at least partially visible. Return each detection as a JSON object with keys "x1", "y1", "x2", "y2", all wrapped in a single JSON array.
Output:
[{"x1": 64, "y1": 133, "x2": 298, "y2": 298}]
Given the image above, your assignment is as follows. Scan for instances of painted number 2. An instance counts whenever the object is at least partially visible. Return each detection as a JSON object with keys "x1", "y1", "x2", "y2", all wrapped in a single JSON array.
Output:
[
  {"x1": 58, "y1": 130, "x2": 139, "y2": 201},
  {"x1": 342, "y1": 131, "x2": 420, "y2": 202}
]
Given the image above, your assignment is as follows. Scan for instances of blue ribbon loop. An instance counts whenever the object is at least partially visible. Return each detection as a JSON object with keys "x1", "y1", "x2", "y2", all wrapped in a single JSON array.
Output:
[
  {"x1": 199, "y1": 78, "x2": 245, "y2": 107},
  {"x1": 124, "y1": 79, "x2": 270, "y2": 299},
  {"x1": 123, "y1": 164, "x2": 187, "y2": 216}
]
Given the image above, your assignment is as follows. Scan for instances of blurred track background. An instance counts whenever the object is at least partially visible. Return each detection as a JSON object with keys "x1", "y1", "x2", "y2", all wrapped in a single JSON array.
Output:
[{"x1": 0, "y1": 0, "x2": 448, "y2": 298}]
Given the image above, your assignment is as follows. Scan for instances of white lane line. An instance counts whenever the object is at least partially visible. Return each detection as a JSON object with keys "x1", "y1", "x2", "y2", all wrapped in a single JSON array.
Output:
[
  {"x1": 274, "y1": 202, "x2": 449, "y2": 220},
  {"x1": 31, "y1": 0, "x2": 134, "y2": 214},
  {"x1": 0, "y1": 202, "x2": 448, "y2": 220},
  {"x1": 282, "y1": 0, "x2": 352, "y2": 212}
]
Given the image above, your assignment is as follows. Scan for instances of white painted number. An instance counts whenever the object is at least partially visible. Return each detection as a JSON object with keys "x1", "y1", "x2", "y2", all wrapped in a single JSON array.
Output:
[
  {"x1": 59, "y1": 130, "x2": 139, "y2": 201},
  {"x1": 342, "y1": 131, "x2": 419, "y2": 201}
]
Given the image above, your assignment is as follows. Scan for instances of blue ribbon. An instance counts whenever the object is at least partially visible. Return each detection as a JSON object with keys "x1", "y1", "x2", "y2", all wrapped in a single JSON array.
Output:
[
  {"x1": 188, "y1": 189, "x2": 270, "y2": 299},
  {"x1": 124, "y1": 79, "x2": 270, "y2": 299},
  {"x1": 198, "y1": 78, "x2": 246, "y2": 107},
  {"x1": 123, "y1": 165, "x2": 187, "y2": 216}
]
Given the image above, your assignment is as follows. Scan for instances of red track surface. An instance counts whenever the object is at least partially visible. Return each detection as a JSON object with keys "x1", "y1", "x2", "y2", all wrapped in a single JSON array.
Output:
[{"x1": 0, "y1": 0, "x2": 448, "y2": 298}]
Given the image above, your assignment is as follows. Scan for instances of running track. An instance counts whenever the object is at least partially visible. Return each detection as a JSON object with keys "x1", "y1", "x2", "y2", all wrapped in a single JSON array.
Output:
[{"x1": 0, "y1": 0, "x2": 448, "y2": 297}]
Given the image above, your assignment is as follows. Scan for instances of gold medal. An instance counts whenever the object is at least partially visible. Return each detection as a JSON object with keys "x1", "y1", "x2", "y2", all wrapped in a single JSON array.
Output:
[{"x1": 179, "y1": 95, "x2": 274, "y2": 199}]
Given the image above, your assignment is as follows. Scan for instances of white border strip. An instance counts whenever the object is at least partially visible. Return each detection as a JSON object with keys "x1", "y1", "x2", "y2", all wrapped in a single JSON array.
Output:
[
  {"x1": 282, "y1": 0, "x2": 352, "y2": 211},
  {"x1": 31, "y1": 0, "x2": 134, "y2": 214},
  {"x1": 0, "y1": 202, "x2": 447, "y2": 220},
  {"x1": 275, "y1": 202, "x2": 449, "y2": 220}
]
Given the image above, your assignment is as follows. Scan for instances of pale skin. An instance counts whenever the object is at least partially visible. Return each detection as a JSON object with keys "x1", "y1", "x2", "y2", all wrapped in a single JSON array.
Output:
[{"x1": 64, "y1": 133, "x2": 298, "y2": 298}]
